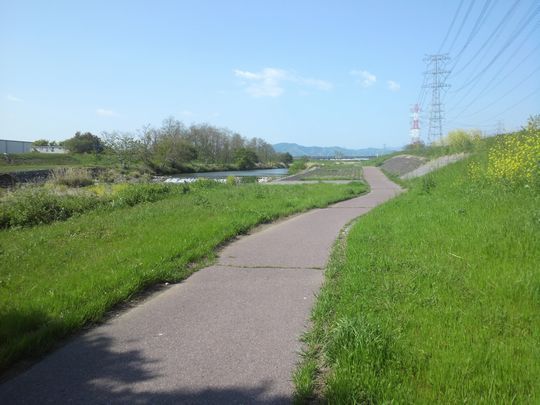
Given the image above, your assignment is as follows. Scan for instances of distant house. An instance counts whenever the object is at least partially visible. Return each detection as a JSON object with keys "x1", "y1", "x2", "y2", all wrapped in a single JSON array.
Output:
[
  {"x1": 33, "y1": 145, "x2": 68, "y2": 154},
  {"x1": 0, "y1": 139, "x2": 33, "y2": 153}
]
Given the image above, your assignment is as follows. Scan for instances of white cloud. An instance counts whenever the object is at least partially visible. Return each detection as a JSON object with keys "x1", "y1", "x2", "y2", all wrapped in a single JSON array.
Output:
[
  {"x1": 234, "y1": 68, "x2": 287, "y2": 97},
  {"x1": 387, "y1": 80, "x2": 401, "y2": 92},
  {"x1": 298, "y1": 77, "x2": 333, "y2": 91},
  {"x1": 234, "y1": 68, "x2": 332, "y2": 97},
  {"x1": 351, "y1": 70, "x2": 377, "y2": 87},
  {"x1": 6, "y1": 94, "x2": 23, "y2": 102},
  {"x1": 96, "y1": 108, "x2": 118, "y2": 117}
]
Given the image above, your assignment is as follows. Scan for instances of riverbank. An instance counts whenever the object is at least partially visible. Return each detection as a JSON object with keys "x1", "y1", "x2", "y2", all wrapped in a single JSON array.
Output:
[{"x1": 0, "y1": 154, "x2": 288, "y2": 187}]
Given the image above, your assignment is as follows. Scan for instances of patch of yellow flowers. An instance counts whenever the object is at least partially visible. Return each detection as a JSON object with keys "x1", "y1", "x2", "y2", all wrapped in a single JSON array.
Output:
[{"x1": 486, "y1": 128, "x2": 540, "y2": 187}]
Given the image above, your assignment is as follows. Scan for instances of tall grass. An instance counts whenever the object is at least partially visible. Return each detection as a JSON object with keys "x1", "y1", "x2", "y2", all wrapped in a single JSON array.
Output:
[
  {"x1": 50, "y1": 167, "x2": 94, "y2": 187},
  {"x1": 295, "y1": 135, "x2": 540, "y2": 403},
  {"x1": 0, "y1": 182, "x2": 175, "y2": 229},
  {"x1": 0, "y1": 181, "x2": 366, "y2": 373}
]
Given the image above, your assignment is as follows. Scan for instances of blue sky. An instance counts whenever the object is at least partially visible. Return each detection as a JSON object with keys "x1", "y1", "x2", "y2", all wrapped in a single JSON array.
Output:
[{"x1": 1, "y1": 0, "x2": 538, "y2": 148}]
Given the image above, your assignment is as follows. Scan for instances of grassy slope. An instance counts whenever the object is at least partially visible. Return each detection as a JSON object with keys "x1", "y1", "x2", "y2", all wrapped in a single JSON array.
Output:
[
  {"x1": 0, "y1": 181, "x2": 366, "y2": 373},
  {"x1": 0, "y1": 153, "x2": 118, "y2": 172},
  {"x1": 295, "y1": 162, "x2": 363, "y2": 181},
  {"x1": 295, "y1": 157, "x2": 539, "y2": 403},
  {"x1": 0, "y1": 153, "x2": 282, "y2": 173}
]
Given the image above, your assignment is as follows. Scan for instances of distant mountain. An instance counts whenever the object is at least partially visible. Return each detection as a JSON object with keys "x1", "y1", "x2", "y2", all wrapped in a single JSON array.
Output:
[{"x1": 273, "y1": 142, "x2": 397, "y2": 158}]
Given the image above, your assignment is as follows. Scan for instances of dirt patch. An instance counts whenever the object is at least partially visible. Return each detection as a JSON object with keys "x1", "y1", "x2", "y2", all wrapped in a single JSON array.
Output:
[{"x1": 380, "y1": 155, "x2": 428, "y2": 176}]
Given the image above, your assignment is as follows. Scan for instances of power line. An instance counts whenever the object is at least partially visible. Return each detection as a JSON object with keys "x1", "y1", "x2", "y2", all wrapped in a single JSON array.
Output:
[
  {"x1": 416, "y1": 67, "x2": 429, "y2": 107},
  {"x1": 446, "y1": 0, "x2": 478, "y2": 54},
  {"x1": 448, "y1": 0, "x2": 523, "y2": 79},
  {"x1": 449, "y1": 64, "x2": 540, "y2": 120},
  {"x1": 487, "y1": 86, "x2": 540, "y2": 121},
  {"x1": 438, "y1": 0, "x2": 466, "y2": 53},
  {"x1": 447, "y1": 38, "x2": 540, "y2": 115},
  {"x1": 452, "y1": 3, "x2": 540, "y2": 93},
  {"x1": 451, "y1": 0, "x2": 498, "y2": 66}
]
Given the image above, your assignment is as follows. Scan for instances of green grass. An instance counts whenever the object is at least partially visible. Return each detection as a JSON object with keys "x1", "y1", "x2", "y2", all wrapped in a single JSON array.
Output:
[
  {"x1": 297, "y1": 163, "x2": 363, "y2": 181},
  {"x1": 0, "y1": 152, "x2": 283, "y2": 174},
  {"x1": 0, "y1": 181, "x2": 366, "y2": 374},
  {"x1": 0, "y1": 152, "x2": 119, "y2": 172},
  {"x1": 0, "y1": 182, "x2": 178, "y2": 229},
  {"x1": 284, "y1": 161, "x2": 364, "y2": 181},
  {"x1": 295, "y1": 157, "x2": 540, "y2": 403}
]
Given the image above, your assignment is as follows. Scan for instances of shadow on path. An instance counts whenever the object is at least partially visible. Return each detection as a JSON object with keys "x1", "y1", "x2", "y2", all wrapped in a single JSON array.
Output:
[{"x1": 1, "y1": 327, "x2": 288, "y2": 404}]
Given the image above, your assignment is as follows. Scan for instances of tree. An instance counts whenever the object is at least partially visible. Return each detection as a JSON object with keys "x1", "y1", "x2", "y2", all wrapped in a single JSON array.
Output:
[
  {"x1": 524, "y1": 114, "x2": 540, "y2": 132},
  {"x1": 62, "y1": 132, "x2": 104, "y2": 154},
  {"x1": 33, "y1": 139, "x2": 49, "y2": 147},
  {"x1": 154, "y1": 137, "x2": 198, "y2": 168},
  {"x1": 234, "y1": 148, "x2": 259, "y2": 169},
  {"x1": 103, "y1": 131, "x2": 141, "y2": 169},
  {"x1": 278, "y1": 152, "x2": 293, "y2": 164}
]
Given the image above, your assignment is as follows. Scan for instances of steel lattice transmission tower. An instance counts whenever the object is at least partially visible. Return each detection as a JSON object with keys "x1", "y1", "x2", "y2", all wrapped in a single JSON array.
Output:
[
  {"x1": 423, "y1": 54, "x2": 450, "y2": 143},
  {"x1": 410, "y1": 103, "x2": 421, "y2": 145}
]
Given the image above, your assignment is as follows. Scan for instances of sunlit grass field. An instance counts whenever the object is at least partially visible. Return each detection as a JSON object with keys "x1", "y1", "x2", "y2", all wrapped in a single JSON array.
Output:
[
  {"x1": 295, "y1": 136, "x2": 540, "y2": 402},
  {"x1": 0, "y1": 181, "x2": 366, "y2": 374}
]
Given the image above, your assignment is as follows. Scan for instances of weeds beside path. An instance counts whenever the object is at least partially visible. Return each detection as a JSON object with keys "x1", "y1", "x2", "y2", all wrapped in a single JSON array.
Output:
[
  {"x1": 295, "y1": 152, "x2": 540, "y2": 403},
  {"x1": 0, "y1": 181, "x2": 366, "y2": 374}
]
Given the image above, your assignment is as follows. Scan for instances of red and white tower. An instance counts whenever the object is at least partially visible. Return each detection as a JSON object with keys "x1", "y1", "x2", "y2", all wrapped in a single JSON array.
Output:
[{"x1": 410, "y1": 104, "x2": 421, "y2": 144}]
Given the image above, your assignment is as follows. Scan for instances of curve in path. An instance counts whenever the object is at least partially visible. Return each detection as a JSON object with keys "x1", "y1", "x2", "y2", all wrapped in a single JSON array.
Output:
[{"x1": 0, "y1": 167, "x2": 402, "y2": 404}]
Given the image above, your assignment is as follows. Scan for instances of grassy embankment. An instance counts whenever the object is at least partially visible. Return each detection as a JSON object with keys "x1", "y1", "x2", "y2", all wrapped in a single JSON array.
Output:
[
  {"x1": 295, "y1": 130, "x2": 540, "y2": 403},
  {"x1": 286, "y1": 160, "x2": 363, "y2": 181},
  {"x1": 296, "y1": 162, "x2": 363, "y2": 181},
  {"x1": 0, "y1": 152, "x2": 283, "y2": 174},
  {"x1": 0, "y1": 180, "x2": 366, "y2": 374},
  {"x1": 0, "y1": 153, "x2": 118, "y2": 172}
]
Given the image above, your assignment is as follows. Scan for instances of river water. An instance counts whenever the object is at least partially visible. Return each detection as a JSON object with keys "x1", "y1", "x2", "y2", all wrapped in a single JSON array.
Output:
[{"x1": 171, "y1": 168, "x2": 289, "y2": 179}]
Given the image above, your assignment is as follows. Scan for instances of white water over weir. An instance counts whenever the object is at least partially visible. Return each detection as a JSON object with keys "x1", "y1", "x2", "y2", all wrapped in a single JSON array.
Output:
[{"x1": 158, "y1": 168, "x2": 289, "y2": 184}]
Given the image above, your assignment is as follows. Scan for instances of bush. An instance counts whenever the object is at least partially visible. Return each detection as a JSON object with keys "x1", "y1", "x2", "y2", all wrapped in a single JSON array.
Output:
[
  {"x1": 114, "y1": 184, "x2": 172, "y2": 207},
  {"x1": 0, "y1": 188, "x2": 102, "y2": 228},
  {"x1": 486, "y1": 129, "x2": 540, "y2": 190},
  {"x1": 288, "y1": 158, "x2": 308, "y2": 174},
  {"x1": 439, "y1": 129, "x2": 483, "y2": 153},
  {"x1": 226, "y1": 175, "x2": 237, "y2": 186},
  {"x1": 0, "y1": 183, "x2": 178, "y2": 229}
]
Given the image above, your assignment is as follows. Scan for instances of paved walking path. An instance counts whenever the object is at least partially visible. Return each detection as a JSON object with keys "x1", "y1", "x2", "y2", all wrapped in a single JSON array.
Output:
[{"x1": 0, "y1": 167, "x2": 401, "y2": 404}]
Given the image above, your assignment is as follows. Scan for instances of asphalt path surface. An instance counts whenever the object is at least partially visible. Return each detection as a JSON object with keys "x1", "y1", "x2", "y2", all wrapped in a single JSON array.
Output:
[{"x1": 0, "y1": 167, "x2": 402, "y2": 404}]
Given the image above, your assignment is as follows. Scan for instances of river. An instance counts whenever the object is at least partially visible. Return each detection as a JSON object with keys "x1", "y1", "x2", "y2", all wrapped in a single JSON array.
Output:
[{"x1": 170, "y1": 168, "x2": 289, "y2": 179}]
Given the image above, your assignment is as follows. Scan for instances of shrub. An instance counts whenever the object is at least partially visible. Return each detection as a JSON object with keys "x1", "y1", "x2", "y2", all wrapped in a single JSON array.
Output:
[
  {"x1": 0, "y1": 188, "x2": 102, "y2": 228},
  {"x1": 439, "y1": 129, "x2": 483, "y2": 153},
  {"x1": 114, "y1": 184, "x2": 172, "y2": 207},
  {"x1": 288, "y1": 158, "x2": 308, "y2": 174},
  {"x1": 226, "y1": 175, "x2": 237, "y2": 186},
  {"x1": 0, "y1": 183, "x2": 178, "y2": 229},
  {"x1": 486, "y1": 129, "x2": 540, "y2": 190}
]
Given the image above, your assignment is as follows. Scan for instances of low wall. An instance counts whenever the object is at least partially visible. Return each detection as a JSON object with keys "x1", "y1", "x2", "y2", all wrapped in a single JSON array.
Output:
[{"x1": 0, "y1": 170, "x2": 52, "y2": 187}]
